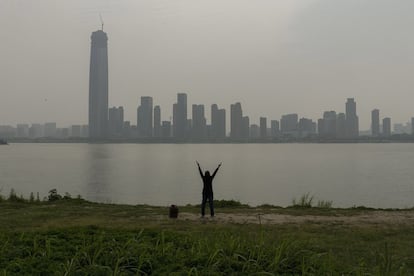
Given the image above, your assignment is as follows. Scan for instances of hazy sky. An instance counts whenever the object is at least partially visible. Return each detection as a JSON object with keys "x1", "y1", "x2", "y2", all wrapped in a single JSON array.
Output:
[{"x1": 1, "y1": 0, "x2": 414, "y2": 129}]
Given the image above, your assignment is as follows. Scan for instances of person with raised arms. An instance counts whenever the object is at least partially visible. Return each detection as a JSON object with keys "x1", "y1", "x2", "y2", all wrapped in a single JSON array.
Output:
[{"x1": 196, "y1": 161, "x2": 222, "y2": 218}]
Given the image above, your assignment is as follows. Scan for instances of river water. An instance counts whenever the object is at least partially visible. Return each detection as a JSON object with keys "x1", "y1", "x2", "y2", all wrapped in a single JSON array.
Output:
[{"x1": 0, "y1": 143, "x2": 413, "y2": 208}]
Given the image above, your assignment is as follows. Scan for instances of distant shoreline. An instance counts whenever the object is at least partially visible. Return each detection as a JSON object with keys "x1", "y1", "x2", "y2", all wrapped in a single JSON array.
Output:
[{"x1": 4, "y1": 137, "x2": 414, "y2": 144}]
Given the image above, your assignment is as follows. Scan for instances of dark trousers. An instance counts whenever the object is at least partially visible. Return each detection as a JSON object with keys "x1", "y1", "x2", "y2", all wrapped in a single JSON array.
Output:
[{"x1": 201, "y1": 193, "x2": 214, "y2": 217}]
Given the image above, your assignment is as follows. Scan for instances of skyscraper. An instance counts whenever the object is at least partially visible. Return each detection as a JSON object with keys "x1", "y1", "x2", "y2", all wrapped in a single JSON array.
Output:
[
  {"x1": 137, "y1": 97, "x2": 153, "y2": 137},
  {"x1": 345, "y1": 98, "x2": 359, "y2": 138},
  {"x1": 108, "y1": 106, "x2": 124, "y2": 137},
  {"x1": 230, "y1": 103, "x2": 243, "y2": 139},
  {"x1": 89, "y1": 29, "x2": 109, "y2": 139},
  {"x1": 191, "y1": 104, "x2": 207, "y2": 139},
  {"x1": 336, "y1": 113, "x2": 346, "y2": 138},
  {"x1": 173, "y1": 93, "x2": 188, "y2": 139},
  {"x1": 270, "y1": 120, "x2": 280, "y2": 137},
  {"x1": 383, "y1": 117, "x2": 391, "y2": 137},
  {"x1": 154, "y1": 106, "x2": 161, "y2": 137},
  {"x1": 211, "y1": 104, "x2": 226, "y2": 139},
  {"x1": 241, "y1": 116, "x2": 250, "y2": 139},
  {"x1": 371, "y1": 109, "x2": 380, "y2": 137},
  {"x1": 280, "y1": 114, "x2": 298, "y2": 134},
  {"x1": 44, "y1": 122, "x2": 57, "y2": 137},
  {"x1": 260, "y1": 117, "x2": 267, "y2": 138},
  {"x1": 319, "y1": 111, "x2": 337, "y2": 138},
  {"x1": 298, "y1": 118, "x2": 315, "y2": 138}
]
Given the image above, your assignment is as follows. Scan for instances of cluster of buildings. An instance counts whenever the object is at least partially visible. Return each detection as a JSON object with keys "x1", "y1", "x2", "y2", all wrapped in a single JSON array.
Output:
[
  {"x1": 1, "y1": 29, "x2": 414, "y2": 141},
  {"x1": 2, "y1": 94, "x2": 414, "y2": 141}
]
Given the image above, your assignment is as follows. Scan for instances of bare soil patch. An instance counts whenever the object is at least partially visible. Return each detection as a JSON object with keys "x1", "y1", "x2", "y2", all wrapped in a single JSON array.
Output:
[{"x1": 177, "y1": 210, "x2": 414, "y2": 226}]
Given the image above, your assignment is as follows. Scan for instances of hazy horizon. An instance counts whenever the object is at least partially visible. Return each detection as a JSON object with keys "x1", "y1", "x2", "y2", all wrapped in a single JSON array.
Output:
[{"x1": 1, "y1": 0, "x2": 414, "y2": 129}]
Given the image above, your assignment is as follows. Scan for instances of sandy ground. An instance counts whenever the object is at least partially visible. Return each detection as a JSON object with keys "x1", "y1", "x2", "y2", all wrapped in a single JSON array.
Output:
[{"x1": 174, "y1": 211, "x2": 414, "y2": 226}]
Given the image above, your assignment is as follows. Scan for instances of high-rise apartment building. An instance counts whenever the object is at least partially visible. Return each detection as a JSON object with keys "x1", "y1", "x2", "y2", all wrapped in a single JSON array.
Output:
[
  {"x1": 260, "y1": 117, "x2": 267, "y2": 138},
  {"x1": 250, "y1": 124, "x2": 260, "y2": 138},
  {"x1": 192, "y1": 104, "x2": 206, "y2": 139},
  {"x1": 280, "y1": 114, "x2": 298, "y2": 134},
  {"x1": 89, "y1": 29, "x2": 109, "y2": 139},
  {"x1": 241, "y1": 116, "x2": 250, "y2": 139},
  {"x1": 173, "y1": 93, "x2": 188, "y2": 139},
  {"x1": 298, "y1": 118, "x2": 315, "y2": 138},
  {"x1": 211, "y1": 104, "x2": 226, "y2": 139},
  {"x1": 29, "y1": 124, "x2": 43, "y2": 138},
  {"x1": 371, "y1": 109, "x2": 380, "y2": 137},
  {"x1": 16, "y1": 124, "x2": 30, "y2": 138},
  {"x1": 383, "y1": 117, "x2": 391, "y2": 137},
  {"x1": 230, "y1": 103, "x2": 243, "y2": 139},
  {"x1": 319, "y1": 111, "x2": 337, "y2": 138},
  {"x1": 154, "y1": 106, "x2": 161, "y2": 137},
  {"x1": 44, "y1": 122, "x2": 57, "y2": 137},
  {"x1": 345, "y1": 98, "x2": 359, "y2": 138},
  {"x1": 137, "y1": 97, "x2": 153, "y2": 137},
  {"x1": 108, "y1": 106, "x2": 124, "y2": 137},
  {"x1": 336, "y1": 113, "x2": 346, "y2": 138},
  {"x1": 270, "y1": 120, "x2": 280, "y2": 137}
]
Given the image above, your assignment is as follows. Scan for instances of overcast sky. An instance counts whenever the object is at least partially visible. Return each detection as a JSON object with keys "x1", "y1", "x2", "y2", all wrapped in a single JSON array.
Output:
[{"x1": 1, "y1": 0, "x2": 413, "y2": 129}]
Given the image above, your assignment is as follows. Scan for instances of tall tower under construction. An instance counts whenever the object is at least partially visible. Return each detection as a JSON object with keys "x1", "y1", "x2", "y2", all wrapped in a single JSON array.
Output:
[{"x1": 89, "y1": 29, "x2": 109, "y2": 139}]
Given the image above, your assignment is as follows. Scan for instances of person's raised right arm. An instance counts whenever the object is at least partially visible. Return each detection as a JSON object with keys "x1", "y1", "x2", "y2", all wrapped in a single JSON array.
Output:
[{"x1": 196, "y1": 161, "x2": 203, "y2": 177}]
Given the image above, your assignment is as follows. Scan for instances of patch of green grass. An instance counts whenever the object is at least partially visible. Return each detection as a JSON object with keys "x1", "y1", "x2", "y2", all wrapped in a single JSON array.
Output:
[
  {"x1": 0, "y1": 192, "x2": 414, "y2": 274},
  {"x1": 0, "y1": 225, "x2": 413, "y2": 275}
]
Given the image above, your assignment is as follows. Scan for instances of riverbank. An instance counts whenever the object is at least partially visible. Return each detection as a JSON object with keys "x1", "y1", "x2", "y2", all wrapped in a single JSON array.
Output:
[
  {"x1": 0, "y1": 199, "x2": 413, "y2": 274},
  {"x1": 5, "y1": 135, "x2": 414, "y2": 143}
]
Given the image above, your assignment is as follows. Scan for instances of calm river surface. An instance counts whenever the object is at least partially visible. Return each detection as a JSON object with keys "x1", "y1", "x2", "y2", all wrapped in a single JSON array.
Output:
[{"x1": 0, "y1": 143, "x2": 413, "y2": 208}]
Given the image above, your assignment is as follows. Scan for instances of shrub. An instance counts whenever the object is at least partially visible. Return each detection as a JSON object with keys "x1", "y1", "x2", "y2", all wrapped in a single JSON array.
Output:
[
  {"x1": 213, "y1": 199, "x2": 249, "y2": 208},
  {"x1": 291, "y1": 193, "x2": 314, "y2": 208},
  {"x1": 48, "y1": 189, "x2": 62, "y2": 202}
]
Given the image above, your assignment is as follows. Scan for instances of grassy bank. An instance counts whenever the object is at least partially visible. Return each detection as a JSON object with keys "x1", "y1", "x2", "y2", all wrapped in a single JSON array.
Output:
[{"x1": 0, "y1": 197, "x2": 413, "y2": 274}]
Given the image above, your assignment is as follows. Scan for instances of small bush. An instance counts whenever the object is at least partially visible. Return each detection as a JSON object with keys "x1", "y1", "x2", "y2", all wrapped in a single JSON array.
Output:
[
  {"x1": 213, "y1": 199, "x2": 249, "y2": 208},
  {"x1": 48, "y1": 189, "x2": 62, "y2": 202}
]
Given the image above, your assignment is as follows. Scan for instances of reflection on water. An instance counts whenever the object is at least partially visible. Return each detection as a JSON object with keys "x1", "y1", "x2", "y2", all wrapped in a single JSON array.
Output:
[
  {"x1": 0, "y1": 143, "x2": 414, "y2": 208},
  {"x1": 85, "y1": 144, "x2": 111, "y2": 203}
]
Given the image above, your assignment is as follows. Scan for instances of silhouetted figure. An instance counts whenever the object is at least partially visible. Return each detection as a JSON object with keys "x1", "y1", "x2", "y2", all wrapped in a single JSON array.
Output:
[{"x1": 197, "y1": 161, "x2": 222, "y2": 217}]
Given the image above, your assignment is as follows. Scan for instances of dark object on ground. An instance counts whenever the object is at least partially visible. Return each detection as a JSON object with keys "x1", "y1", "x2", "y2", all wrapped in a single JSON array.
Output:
[
  {"x1": 169, "y1": 205, "x2": 179, "y2": 218},
  {"x1": 0, "y1": 139, "x2": 8, "y2": 145}
]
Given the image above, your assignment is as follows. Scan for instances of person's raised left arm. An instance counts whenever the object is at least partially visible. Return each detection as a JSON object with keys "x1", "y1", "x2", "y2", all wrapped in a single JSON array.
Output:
[{"x1": 196, "y1": 161, "x2": 204, "y2": 177}]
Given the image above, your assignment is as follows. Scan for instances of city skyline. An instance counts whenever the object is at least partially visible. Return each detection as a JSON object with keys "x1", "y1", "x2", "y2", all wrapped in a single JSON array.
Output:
[
  {"x1": 2, "y1": 91, "x2": 414, "y2": 140},
  {"x1": 2, "y1": 1, "x2": 414, "y2": 128}
]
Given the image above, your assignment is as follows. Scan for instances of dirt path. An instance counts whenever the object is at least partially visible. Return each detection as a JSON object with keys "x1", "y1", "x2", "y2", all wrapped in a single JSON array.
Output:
[{"x1": 176, "y1": 211, "x2": 414, "y2": 226}]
